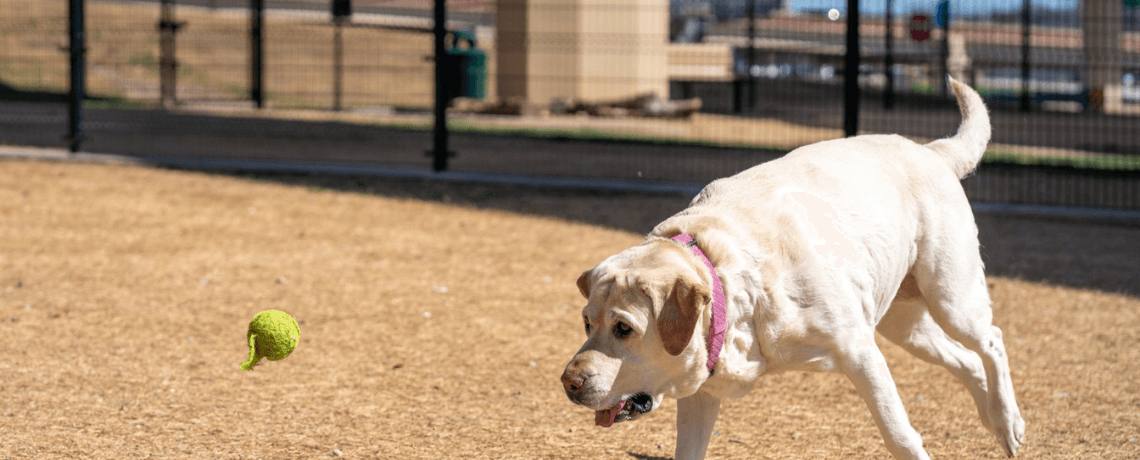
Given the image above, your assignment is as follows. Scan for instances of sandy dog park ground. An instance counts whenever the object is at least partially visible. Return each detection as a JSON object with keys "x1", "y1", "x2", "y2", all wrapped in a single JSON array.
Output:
[{"x1": 1, "y1": 159, "x2": 1138, "y2": 459}]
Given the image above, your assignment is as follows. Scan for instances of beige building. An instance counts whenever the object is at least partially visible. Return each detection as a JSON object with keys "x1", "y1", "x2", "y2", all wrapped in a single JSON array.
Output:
[{"x1": 496, "y1": 0, "x2": 669, "y2": 105}]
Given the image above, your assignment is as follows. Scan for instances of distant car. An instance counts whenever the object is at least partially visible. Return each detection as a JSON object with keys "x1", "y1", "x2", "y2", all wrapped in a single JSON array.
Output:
[
  {"x1": 704, "y1": 0, "x2": 783, "y2": 21},
  {"x1": 671, "y1": 0, "x2": 785, "y2": 42}
]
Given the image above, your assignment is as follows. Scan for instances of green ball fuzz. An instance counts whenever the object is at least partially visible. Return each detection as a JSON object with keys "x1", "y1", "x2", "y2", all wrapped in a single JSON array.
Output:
[{"x1": 240, "y1": 309, "x2": 300, "y2": 371}]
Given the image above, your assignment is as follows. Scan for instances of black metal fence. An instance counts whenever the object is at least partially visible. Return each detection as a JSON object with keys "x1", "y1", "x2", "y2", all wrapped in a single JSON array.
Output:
[{"x1": 1, "y1": 0, "x2": 1138, "y2": 210}]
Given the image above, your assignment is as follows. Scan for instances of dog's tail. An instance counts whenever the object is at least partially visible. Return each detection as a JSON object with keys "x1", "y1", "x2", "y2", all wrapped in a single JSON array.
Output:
[{"x1": 925, "y1": 75, "x2": 991, "y2": 179}]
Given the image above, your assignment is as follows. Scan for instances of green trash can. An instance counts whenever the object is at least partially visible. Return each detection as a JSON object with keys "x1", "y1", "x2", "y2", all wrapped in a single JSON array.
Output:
[{"x1": 446, "y1": 31, "x2": 486, "y2": 100}]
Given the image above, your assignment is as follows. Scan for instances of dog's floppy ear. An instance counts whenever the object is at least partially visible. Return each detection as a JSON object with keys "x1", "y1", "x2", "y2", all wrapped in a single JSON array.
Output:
[
  {"x1": 649, "y1": 276, "x2": 711, "y2": 356},
  {"x1": 577, "y1": 270, "x2": 592, "y2": 299}
]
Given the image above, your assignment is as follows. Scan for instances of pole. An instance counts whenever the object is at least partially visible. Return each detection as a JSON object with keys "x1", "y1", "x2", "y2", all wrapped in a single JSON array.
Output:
[
  {"x1": 883, "y1": 0, "x2": 894, "y2": 109},
  {"x1": 843, "y1": 0, "x2": 860, "y2": 137},
  {"x1": 939, "y1": 0, "x2": 950, "y2": 97},
  {"x1": 1020, "y1": 0, "x2": 1031, "y2": 112},
  {"x1": 733, "y1": 79, "x2": 742, "y2": 114},
  {"x1": 158, "y1": 0, "x2": 181, "y2": 109},
  {"x1": 68, "y1": 0, "x2": 85, "y2": 153},
  {"x1": 250, "y1": 0, "x2": 264, "y2": 108},
  {"x1": 331, "y1": 0, "x2": 351, "y2": 111},
  {"x1": 430, "y1": 0, "x2": 450, "y2": 171},
  {"x1": 333, "y1": 18, "x2": 344, "y2": 111},
  {"x1": 747, "y1": 0, "x2": 756, "y2": 110}
]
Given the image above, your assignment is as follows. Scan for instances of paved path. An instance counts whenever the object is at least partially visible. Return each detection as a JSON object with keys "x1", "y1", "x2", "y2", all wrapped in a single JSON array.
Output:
[{"x1": 1, "y1": 100, "x2": 1137, "y2": 211}]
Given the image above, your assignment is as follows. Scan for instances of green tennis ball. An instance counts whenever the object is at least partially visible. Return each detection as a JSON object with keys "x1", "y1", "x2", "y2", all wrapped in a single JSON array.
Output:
[{"x1": 240, "y1": 309, "x2": 300, "y2": 371}]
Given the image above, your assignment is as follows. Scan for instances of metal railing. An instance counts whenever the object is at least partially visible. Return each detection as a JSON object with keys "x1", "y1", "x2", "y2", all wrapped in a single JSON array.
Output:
[{"x1": 1, "y1": 0, "x2": 1137, "y2": 210}]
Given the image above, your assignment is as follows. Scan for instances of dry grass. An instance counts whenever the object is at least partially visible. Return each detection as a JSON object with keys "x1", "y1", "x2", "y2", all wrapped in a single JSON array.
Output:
[
  {"x1": 1, "y1": 158, "x2": 1138, "y2": 459},
  {"x1": 0, "y1": 0, "x2": 433, "y2": 107}
]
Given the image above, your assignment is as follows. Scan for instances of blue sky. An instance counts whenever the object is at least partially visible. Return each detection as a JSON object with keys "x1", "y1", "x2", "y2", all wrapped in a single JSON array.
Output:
[{"x1": 788, "y1": 0, "x2": 1079, "y2": 16}]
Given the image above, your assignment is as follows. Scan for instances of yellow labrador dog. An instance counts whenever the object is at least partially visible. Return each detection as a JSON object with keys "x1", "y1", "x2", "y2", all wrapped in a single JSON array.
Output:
[{"x1": 561, "y1": 77, "x2": 1025, "y2": 460}]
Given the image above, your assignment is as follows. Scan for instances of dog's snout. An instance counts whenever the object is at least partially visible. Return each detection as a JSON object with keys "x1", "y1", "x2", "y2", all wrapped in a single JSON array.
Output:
[
  {"x1": 562, "y1": 351, "x2": 613, "y2": 404},
  {"x1": 561, "y1": 368, "x2": 586, "y2": 395}
]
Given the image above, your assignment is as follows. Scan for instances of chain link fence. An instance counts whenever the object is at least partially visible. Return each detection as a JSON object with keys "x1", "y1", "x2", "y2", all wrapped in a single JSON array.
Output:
[{"x1": 1, "y1": 0, "x2": 1137, "y2": 209}]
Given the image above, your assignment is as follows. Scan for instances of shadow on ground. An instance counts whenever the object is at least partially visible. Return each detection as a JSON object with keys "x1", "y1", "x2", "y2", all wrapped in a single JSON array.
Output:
[
  {"x1": 627, "y1": 453, "x2": 673, "y2": 460},
  {"x1": 190, "y1": 169, "x2": 1140, "y2": 298},
  {"x1": 0, "y1": 84, "x2": 67, "y2": 103}
]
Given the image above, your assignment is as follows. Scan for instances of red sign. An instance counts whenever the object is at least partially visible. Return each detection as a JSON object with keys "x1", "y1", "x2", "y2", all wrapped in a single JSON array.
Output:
[{"x1": 910, "y1": 14, "x2": 931, "y2": 42}]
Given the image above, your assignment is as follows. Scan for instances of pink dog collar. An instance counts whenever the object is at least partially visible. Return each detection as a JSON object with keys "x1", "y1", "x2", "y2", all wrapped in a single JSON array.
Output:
[{"x1": 672, "y1": 234, "x2": 727, "y2": 373}]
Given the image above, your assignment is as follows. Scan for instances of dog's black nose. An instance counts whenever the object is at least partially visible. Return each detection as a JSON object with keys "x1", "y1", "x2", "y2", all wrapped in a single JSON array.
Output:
[{"x1": 561, "y1": 370, "x2": 585, "y2": 395}]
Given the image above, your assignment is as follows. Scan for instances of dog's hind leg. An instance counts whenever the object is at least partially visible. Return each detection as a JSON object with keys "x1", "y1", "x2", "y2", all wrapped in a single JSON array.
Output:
[
  {"x1": 912, "y1": 258, "x2": 1026, "y2": 457},
  {"x1": 877, "y1": 287, "x2": 991, "y2": 432}
]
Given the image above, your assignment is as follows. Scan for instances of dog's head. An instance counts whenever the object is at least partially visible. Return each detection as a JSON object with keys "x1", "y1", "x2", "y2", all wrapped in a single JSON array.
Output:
[{"x1": 560, "y1": 238, "x2": 714, "y2": 427}]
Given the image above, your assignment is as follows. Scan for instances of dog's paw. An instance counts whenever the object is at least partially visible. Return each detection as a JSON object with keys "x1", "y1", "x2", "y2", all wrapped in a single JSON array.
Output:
[
  {"x1": 986, "y1": 400, "x2": 1024, "y2": 457},
  {"x1": 995, "y1": 414, "x2": 1025, "y2": 457}
]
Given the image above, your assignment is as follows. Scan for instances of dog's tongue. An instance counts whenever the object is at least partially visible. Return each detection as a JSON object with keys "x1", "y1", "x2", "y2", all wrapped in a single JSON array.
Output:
[{"x1": 595, "y1": 401, "x2": 625, "y2": 428}]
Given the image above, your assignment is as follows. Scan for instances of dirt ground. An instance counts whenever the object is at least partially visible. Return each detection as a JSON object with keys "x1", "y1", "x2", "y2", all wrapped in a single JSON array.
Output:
[{"x1": 2, "y1": 159, "x2": 1139, "y2": 459}]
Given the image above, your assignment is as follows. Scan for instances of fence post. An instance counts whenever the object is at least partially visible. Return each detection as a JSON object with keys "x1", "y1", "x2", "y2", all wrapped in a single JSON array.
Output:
[
  {"x1": 158, "y1": 0, "x2": 183, "y2": 109},
  {"x1": 883, "y1": 0, "x2": 893, "y2": 109},
  {"x1": 68, "y1": 0, "x2": 85, "y2": 153},
  {"x1": 333, "y1": 18, "x2": 345, "y2": 111},
  {"x1": 937, "y1": 0, "x2": 950, "y2": 97},
  {"x1": 332, "y1": 0, "x2": 351, "y2": 111},
  {"x1": 746, "y1": 0, "x2": 755, "y2": 110},
  {"x1": 733, "y1": 79, "x2": 742, "y2": 114},
  {"x1": 843, "y1": 0, "x2": 860, "y2": 137},
  {"x1": 250, "y1": 0, "x2": 264, "y2": 108},
  {"x1": 429, "y1": 0, "x2": 451, "y2": 171},
  {"x1": 1020, "y1": 0, "x2": 1031, "y2": 112}
]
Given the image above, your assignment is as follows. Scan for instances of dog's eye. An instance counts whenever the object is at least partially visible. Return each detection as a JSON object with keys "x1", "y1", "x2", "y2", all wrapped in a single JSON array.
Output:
[
  {"x1": 584, "y1": 316, "x2": 591, "y2": 335},
  {"x1": 613, "y1": 321, "x2": 633, "y2": 339}
]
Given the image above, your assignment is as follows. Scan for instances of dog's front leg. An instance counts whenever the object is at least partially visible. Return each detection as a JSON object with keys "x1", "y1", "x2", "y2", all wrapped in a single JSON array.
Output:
[
  {"x1": 675, "y1": 391, "x2": 721, "y2": 460},
  {"x1": 841, "y1": 342, "x2": 930, "y2": 460}
]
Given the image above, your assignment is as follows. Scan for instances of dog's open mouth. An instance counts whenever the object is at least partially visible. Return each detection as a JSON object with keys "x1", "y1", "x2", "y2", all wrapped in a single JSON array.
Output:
[{"x1": 594, "y1": 393, "x2": 653, "y2": 428}]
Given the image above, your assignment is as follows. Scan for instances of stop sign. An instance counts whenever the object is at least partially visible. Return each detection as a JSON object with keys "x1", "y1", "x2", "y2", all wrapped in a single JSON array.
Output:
[{"x1": 910, "y1": 14, "x2": 931, "y2": 42}]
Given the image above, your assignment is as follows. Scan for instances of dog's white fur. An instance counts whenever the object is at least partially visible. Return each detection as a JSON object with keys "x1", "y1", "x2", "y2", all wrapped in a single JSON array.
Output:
[{"x1": 561, "y1": 77, "x2": 1025, "y2": 460}]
